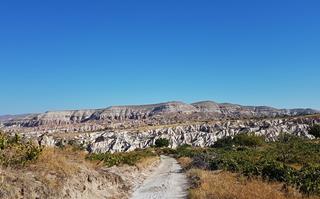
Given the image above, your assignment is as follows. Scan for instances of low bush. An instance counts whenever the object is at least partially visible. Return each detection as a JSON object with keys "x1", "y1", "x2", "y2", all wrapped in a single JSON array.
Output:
[
  {"x1": 212, "y1": 136, "x2": 234, "y2": 148},
  {"x1": 309, "y1": 124, "x2": 320, "y2": 138},
  {"x1": 298, "y1": 165, "x2": 320, "y2": 196},
  {"x1": 170, "y1": 133, "x2": 320, "y2": 196},
  {"x1": 0, "y1": 133, "x2": 21, "y2": 149},
  {"x1": 175, "y1": 145, "x2": 210, "y2": 158},
  {"x1": 86, "y1": 148, "x2": 156, "y2": 167},
  {"x1": 156, "y1": 147, "x2": 176, "y2": 155},
  {"x1": 233, "y1": 133, "x2": 266, "y2": 147},
  {"x1": 259, "y1": 160, "x2": 296, "y2": 182},
  {"x1": 205, "y1": 150, "x2": 320, "y2": 196},
  {"x1": 213, "y1": 134, "x2": 265, "y2": 148},
  {"x1": 155, "y1": 138, "x2": 170, "y2": 148},
  {"x1": 188, "y1": 169, "x2": 305, "y2": 199},
  {"x1": 268, "y1": 136, "x2": 320, "y2": 165},
  {"x1": 0, "y1": 132, "x2": 42, "y2": 167}
]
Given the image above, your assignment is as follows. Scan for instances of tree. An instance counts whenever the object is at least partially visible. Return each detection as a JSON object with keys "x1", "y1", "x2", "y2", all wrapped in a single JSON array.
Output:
[
  {"x1": 155, "y1": 138, "x2": 170, "y2": 148},
  {"x1": 309, "y1": 124, "x2": 320, "y2": 138}
]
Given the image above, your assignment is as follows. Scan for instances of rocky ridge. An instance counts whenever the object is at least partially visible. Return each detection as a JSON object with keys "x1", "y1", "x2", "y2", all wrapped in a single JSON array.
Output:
[
  {"x1": 2, "y1": 101, "x2": 319, "y2": 134},
  {"x1": 1, "y1": 101, "x2": 319, "y2": 153}
]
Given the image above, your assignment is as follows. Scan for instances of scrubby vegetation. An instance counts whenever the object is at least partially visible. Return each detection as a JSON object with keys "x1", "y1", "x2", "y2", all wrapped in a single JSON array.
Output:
[
  {"x1": 164, "y1": 133, "x2": 320, "y2": 197},
  {"x1": 0, "y1": 131, "x2": 160, "y2": 198},
  {"x1": 2, "y1": 128, "x2": 319, "y2": 197},
  {"x1": 213, "y1": 133, "x2": 265, "y2": 148},
  {"x1": 309, "y1": 124, "x2": 320, "y2": 138},
  {"x1": 155, "y1": 138, "x2": 170, "y2": 148},
  {"x1": 187, "y1": 169, "x2": 311, "y2": 199},
  {"x1": 0, "y1": 132, "x2": 42, "y2": 167},
  {"x1": 86, "y1": 148, "x2": 156, "y2": 167},
  {"x1": 0, "y1": 130, "x2": 157, "y2": 169}
]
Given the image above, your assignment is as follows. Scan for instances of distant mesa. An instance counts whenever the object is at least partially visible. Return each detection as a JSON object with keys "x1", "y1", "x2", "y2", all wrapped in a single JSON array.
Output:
[{"x1": 1, "y1": 100, "x2": 319, "y2": 130}]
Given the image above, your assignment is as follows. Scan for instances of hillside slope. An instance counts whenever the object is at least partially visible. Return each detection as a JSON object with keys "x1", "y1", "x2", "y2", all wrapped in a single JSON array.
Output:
[{"x1": 1, "y1": 101, "x2": 318, "y2": 134}]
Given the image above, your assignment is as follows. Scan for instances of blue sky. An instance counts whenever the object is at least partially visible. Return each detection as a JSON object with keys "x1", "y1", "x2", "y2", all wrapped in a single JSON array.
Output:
[{"x1": 0, "y1": 0, "x2": 319, "y2": 114}]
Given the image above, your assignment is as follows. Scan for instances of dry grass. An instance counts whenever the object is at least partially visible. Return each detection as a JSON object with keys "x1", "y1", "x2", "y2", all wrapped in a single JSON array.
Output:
[
  {"x1": 32, "y1": 147, "x2": 83, "y2": 172},
  {"x1": 188, "y1": 169, "x2": 319, "y2": 199},
  {"x1": 177, "y1": 157, "x2": 193, "y2": 169},
  {"x1": 26, "y1": 147, "x2": 92, "y2": 188},
  {"x1": 0, "y1": 147, "x2": 160, "y2": 199},
  {"x1": 135, "y1": 156, "x2": 160, "y2": 170},
  {"x1": 0, "y1": 147, "x2": 91, "y2": 193}
]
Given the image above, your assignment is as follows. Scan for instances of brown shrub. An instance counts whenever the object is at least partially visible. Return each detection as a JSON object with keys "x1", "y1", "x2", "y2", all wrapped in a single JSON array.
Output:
[{"x1": 177, "y1": 157, "x2": 193, "y2": 169}]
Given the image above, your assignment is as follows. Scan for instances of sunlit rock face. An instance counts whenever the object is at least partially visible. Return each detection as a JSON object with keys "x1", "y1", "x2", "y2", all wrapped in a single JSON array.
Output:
[
  {"x1": 1, "y1": 101, "x2": 319, "y2": 153},
  {"x1": 2, "y1": 101, "x2": 319, "y2": 135},
  {"x1": 34, "y1": 116, "x2": 319, "y2": 153}
]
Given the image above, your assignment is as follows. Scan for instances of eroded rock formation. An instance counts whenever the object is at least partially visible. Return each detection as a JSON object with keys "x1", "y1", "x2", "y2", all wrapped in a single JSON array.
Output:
[
  {"x1": 2, "y1": 101, "x2": 319, "y2": 134},
  {"x1": 1, "y1": 101, "x2": 319, "y2": 153},
  {"x1": 33, "y1": 116, "x2": 319, "y2": 153}
]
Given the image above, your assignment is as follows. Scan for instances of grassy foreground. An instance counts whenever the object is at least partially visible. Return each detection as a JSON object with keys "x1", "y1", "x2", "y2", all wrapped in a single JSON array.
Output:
[
  {"x1": 0, "y1": 131, "x2": 157, "y2": 169},
  {"x1": 165, "y1": 133, "x2": 320, "y2": 198},
  {"x1": 1, "y1": 130, "x2": 319, "y2": 198},
  {"x1": 0, "y1": 131, "x2": 159, "y2": 199},
  {"x1": 186, "y1": 168, "x2": 313, "y2": 199}
]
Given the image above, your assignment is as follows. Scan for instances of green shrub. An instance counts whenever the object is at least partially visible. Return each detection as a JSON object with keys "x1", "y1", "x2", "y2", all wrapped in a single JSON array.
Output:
[
  {"x1": 241, "y1": 161, "x2": 260, "y2": 178},
  {"x1": 277, "y1": 132, "x2": 302, "y2": 143},
  {"x1": 298, "y1": 165, "x2": 320, "y2": 195},
  {"x1": 158, "y1": 147, "x2": 176, "y2": 155},
  {"x1": 175, "y1": 145, "x2": 210, "y2": 158},
  {"x1": 155, "y1": 138, "x2": 170, "y2": 148},
  {"x1": 259, "y1": 160, "x2": 295, "y2": 182},
  {"x1": 309, "y1": 124, "x2": 320, "y2": 138},
  {"x1": 233, "y1": 133, "x2": 265, "y2": 147},
  {"x1": 0, "y1": 133, "x2": 8, "y2": 149},
  {"x1": 213, "y1": 136, "x2": 234, "y2": 148},
  {"x1": 87, "y1": 149, "x2": 156, "y2": 167},
  {"x1": 269, "y1": 137, "x2": 320, "y2": 165},
  {"x1": 213, "y1": 134, "x2": 265, "y2": 148},
  {"x1": 0, "y1": 132, "x2": 42, "y2": 167},
  {"x1": 174, "y1": 136, "x2": 320, "y2": 196}
]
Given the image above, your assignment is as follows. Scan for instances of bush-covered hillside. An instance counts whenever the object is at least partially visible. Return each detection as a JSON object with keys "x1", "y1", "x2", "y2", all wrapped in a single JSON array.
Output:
[{"x1": 166, "y1": 133, "x2": 320, "y2": 197}]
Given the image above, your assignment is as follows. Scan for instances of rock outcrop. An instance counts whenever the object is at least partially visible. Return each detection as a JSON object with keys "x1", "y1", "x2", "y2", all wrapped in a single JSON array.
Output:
[
  {"x1": 1, "y1": 100, "x2": 319, "y2": 154},
  {"x1": 32, "y1": 116, "x2": 319, "y2": 153}
]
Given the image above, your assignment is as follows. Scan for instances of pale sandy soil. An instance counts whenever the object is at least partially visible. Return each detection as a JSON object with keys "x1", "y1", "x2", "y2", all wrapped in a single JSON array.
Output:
[{"x1": 130, "y1": 155, "x2": 188, "y2": 199}]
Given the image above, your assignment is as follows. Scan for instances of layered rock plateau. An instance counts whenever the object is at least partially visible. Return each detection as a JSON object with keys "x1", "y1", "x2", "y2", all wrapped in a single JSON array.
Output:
[{"x1": 1, "y1": 101, "x2": 319, "y2": 153}]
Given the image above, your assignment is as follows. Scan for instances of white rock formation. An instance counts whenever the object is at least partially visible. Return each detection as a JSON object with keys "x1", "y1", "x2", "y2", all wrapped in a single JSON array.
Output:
[{"x1": 34, "y1": 116, "x2": 319, "y2": 153}]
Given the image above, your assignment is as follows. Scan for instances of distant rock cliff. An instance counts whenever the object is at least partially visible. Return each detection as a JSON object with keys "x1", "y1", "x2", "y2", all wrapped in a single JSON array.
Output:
[
  {"x1": 1, "y1": 100, "x2": 319, "y2": 153},
  {"x1": 2, "y1": 101, "x2": 319, "y2": 134}
]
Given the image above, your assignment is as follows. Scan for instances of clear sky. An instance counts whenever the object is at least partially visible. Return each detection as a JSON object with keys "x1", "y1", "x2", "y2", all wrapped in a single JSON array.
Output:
[{"x1": 0, "y1": 0, "x2": 319, "y2": 115}]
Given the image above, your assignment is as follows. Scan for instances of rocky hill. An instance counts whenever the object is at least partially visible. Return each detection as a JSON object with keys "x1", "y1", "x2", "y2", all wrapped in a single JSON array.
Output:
[
  {"x1": 32, "y1": 115, "x2": 319, "y2": 153},
  {"x1": 1, "y1": 101, "x2": 319, "y2": 134},
  {"x1": 0, "y1": 100, "x2": 319, "y2": 154}
]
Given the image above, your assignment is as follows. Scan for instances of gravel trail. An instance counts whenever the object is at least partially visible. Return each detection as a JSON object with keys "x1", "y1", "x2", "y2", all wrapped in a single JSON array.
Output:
[{"x1": 130, "y1": 155, "x2": 188, "y2": 199}]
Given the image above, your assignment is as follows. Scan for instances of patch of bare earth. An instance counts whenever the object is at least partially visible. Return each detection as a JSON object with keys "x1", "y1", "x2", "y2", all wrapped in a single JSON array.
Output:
[{"x1": 130, "y1": 155, "x2": 189, "y2": 199}]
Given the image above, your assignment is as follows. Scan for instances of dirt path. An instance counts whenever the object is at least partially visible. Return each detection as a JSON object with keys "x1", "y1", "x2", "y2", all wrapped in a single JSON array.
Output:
[{"x1": 130, "y1": 155, "x2": 188, "y2": 199}]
